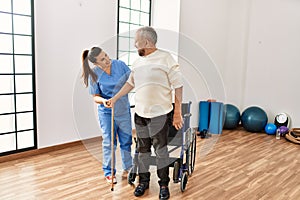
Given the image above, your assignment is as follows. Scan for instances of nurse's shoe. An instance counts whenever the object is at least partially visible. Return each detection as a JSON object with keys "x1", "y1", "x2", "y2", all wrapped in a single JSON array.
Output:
[{"x1": 105, "y1": 175, "x2": 117, "y2": 184}]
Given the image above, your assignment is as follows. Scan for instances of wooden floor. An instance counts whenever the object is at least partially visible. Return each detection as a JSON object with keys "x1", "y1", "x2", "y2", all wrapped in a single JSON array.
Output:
[{"x1": 1, "y1": 129, "x2": 300, "y2": 200}]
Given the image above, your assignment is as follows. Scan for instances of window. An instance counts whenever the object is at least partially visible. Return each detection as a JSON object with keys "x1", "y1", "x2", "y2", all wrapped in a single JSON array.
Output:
[
  {"x1": 0, "y1": 0, "x2": 36, "y2": 156},
  {"x1": 117, "y1": 0, "x2": 152, "y2": 66},
  {"x1": 117, "y1": 0, "x2": 151, "y2": 107}
]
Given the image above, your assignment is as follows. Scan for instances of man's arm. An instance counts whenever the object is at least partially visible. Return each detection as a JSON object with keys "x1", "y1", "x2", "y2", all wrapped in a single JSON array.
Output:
[
  {"x1": 173, "y1": 86, "x2": 183, "y2": 130},
  {"x1": 105, "y1": 82, "x2": 134, "y2": 107}
]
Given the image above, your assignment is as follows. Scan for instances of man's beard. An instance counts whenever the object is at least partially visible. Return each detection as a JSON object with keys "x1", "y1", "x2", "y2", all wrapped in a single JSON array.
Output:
[{"x1": 138, "y1": 49, "x2": 145, "y2": 56}]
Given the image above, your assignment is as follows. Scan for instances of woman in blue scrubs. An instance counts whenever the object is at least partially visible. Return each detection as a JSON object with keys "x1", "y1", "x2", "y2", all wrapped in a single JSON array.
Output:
[{"x1": 81, "y1": 47, "x2": 132, "y2": 184}]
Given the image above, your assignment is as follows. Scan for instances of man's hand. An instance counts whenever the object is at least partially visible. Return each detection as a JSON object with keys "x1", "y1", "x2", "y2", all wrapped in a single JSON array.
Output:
[
  {"x1": 103, "y1": 98, "x2": 116, "y2": 108},
  {"x1": 103, "y1": 99, "x2": 111, "y2": 108},
  {"x1": 173, "y1": 112, "x2": 183, "y2": 130}
]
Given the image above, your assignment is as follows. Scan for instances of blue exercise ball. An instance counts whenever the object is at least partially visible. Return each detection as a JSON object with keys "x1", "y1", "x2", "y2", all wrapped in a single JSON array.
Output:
[
  {"x1": 241, "y1": 106, "x2": 268, "y2": 132},
  {"x1": 223, "y1": 104, "x2": 240, "y2": 129},
  {"x1": 265, "y1": 123, "x2": 277, "y2": 135}
]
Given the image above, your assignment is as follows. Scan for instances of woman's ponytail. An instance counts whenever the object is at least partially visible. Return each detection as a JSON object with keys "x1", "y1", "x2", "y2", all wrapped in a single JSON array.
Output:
[{"x1": 81, "y1": 50, "x2": 97, "y2": 87}]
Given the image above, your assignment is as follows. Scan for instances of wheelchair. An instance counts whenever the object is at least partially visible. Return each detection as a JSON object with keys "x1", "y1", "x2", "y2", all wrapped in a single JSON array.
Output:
[{"x1": 128, "y1": 101, "x2": 197, "y2": 192}]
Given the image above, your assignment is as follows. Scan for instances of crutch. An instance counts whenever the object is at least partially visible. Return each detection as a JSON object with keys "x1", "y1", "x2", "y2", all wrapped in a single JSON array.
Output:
[{"x1": 111, "y1": 106, "x2": 115, "y2": 191}]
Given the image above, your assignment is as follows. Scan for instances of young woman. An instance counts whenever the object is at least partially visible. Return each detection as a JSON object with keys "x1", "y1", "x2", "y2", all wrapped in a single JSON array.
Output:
[{"x1": 81, "y1": 47, "x2": 132, "y2": 184}]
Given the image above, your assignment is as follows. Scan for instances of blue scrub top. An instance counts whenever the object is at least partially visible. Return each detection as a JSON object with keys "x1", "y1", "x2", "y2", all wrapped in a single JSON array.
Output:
[{"x1": 89, "y1": 60, "x2": 131, "y2": 116}]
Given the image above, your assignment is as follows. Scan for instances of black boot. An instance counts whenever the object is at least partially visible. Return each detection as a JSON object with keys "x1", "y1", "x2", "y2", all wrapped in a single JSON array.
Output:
[
  {"x1": 134, "y1": 183, "x2": 149, "y2": 197},
  {"x1": 159, "y1": 186, "x2": 170, "y2": 199}
]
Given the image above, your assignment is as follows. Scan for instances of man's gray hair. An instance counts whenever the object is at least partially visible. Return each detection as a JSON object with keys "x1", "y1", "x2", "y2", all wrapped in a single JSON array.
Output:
[{"x1": 137, "y1": 26, "x2": 157, "y2": 45}]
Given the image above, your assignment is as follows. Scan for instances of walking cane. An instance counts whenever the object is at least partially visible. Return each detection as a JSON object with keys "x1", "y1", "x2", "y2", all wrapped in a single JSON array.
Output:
[{"x1": 111, "y1": 106, "x2": 115, "y2": 191}]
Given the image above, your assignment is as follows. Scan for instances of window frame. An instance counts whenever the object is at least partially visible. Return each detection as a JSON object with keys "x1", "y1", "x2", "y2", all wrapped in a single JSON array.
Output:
[
  {"x1": 117, "y1": 0, "x2": 152, "y2": 66},
  {"x1": 0, "y1": 0, "x2": 37, "y2": 156}
]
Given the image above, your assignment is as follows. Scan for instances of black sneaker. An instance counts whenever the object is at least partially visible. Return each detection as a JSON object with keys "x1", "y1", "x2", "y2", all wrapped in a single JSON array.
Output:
[
  {"x1": 159, "y1": 186, "x2": 170, "y2": 199},
  {"x1": 134, "y1": 183, "x2": 149, "y2": 197}
]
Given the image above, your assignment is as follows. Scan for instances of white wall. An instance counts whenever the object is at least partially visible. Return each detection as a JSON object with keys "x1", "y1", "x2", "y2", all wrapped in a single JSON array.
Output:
[
  {"x1": 152, "y1": 0, "x2": 202, "y2": 127},
  {"x1": 152, "y1": 0, "x2": 180, "y2": 34},
  {"x1": 152, "y1": 0, "x2": 180, "y2": 61},
  {"x1": 179, "y1": 0, "x2": 235, "y2": 127},
  {"x1": 35, "y1": 0, "x2": 300, "y2": 148},
  {"x1": 179, "y1": 0, "x2": 300, "y2": 127},
  {"x1": 35, "y1": 0, "x2": 117, "y2": 148},
  {"x1": 243, "y1": 0, "x2": 300, "y2": 126},
  {"x1": 179, "y1": 0, "x2": 249, "y2": 105}
]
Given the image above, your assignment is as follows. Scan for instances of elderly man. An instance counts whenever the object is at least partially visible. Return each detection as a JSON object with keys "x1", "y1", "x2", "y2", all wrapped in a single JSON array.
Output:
[{"x1": 107, "y1": 26, "x2": 183, "y2": 199}]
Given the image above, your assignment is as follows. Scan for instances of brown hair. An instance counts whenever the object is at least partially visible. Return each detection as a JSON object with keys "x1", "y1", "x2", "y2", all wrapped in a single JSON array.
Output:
[{"x1": 81, "y1": 47, "x2": 102, "y2": 87}]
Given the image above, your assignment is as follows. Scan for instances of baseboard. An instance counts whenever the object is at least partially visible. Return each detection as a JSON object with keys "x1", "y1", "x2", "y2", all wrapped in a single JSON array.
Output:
[
  {"x1": 0, "y1": 129, "x2": 141, "y2": 163},
  {"x1": 0, "y1": 137, "x2": 102, "y2": 163}
]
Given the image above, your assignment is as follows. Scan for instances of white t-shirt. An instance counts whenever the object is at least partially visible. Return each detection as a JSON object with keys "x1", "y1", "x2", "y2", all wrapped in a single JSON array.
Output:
[{"x1": 127, "y1": 49, "x2": 183, "y2": 118}]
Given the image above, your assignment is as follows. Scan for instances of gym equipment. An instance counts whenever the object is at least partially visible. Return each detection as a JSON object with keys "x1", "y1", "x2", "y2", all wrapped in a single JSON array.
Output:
[
  {"x1": 264, "y1": 123, "x2": 277, "y2": 135},
  {"x1": 241, "y1": 106, "x2": 268, "y2": 132},
  {"x1": 275, "y1": 113, "x2": 290, "y2": 128},
  {"x1": 209, "y1": 102, "x2": 224, "y2": 134},
  {"x1": 278, "y1": 126, "x2": 289, "y2": 136},
  {"x1": 128, "y1": 102, "x2": 196, "y2": 192},
  {"x1": 223, "y1": 104, "x2": 240, "y2": 129},
  {"x1": 285, "y1": 128, "x2": 300, "y2": 144},
  {"x1": 198, "y1": 101, "x2": 210, "y2": 132},
  {"x1": 198, "y1": 101, "x2": 224, "y2": 135}
]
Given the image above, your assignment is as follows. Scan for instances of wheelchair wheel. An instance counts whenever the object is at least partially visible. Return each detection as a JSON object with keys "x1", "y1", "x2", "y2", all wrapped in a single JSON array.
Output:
[
  {"x1": 180, "y1": 171, "x2": 189, "y2": 192},
  {"x1": 189, "y1": 131, "x2": 196, "y2": 174},
  {"x1": 185, "y1": 131, "x2": 191, "y2": 175},
  {"x1": 185, "y1": 147, "x2": 190, "y2": 175},
  {"x1": 173, "y1": 161, "x2": 180, "y2": 183}
]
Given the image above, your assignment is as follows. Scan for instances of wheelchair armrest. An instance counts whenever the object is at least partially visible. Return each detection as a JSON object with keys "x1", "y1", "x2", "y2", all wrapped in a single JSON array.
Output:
[{"x1": 183, "y1": 113, "x2": 192, "y2": 118}]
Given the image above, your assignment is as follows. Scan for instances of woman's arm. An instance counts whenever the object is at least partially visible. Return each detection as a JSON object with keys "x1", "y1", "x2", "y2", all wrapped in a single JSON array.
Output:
[{"x1": 93, "y1": 94, "x2": 107, "y2": 104}]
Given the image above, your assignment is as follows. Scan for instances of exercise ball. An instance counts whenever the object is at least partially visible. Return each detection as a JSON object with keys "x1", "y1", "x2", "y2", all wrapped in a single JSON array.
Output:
[
  {"x1": 241, "y1": 106, "x2": 268, "y2": 132},
  {"x1": 264, "y1": 123, "x2": 277, "y2": 135},
  {"x1": 223, "y1": 104, "x2": 240, "y2": 129}
]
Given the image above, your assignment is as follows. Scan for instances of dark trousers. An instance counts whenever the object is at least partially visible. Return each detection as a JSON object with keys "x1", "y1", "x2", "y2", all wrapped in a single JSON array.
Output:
[{"x1": 134, "y1": 112, "x2": 172, "y2": 186}]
